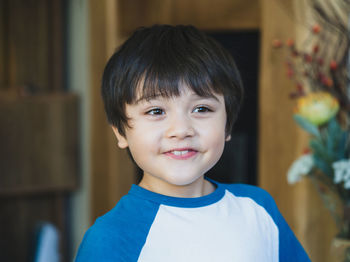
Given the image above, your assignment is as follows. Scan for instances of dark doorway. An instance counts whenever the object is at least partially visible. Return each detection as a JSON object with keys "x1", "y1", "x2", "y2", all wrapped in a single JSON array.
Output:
[{"x1": 205, "y1": 31, "x2": 260, "y2": 185}]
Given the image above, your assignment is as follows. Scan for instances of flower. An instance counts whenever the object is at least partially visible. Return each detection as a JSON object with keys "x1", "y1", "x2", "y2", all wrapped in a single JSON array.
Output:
[
  {"x1": 287, "y1": 154, "x2": 314, "y2": 184},
  {"x1": 333, "y1": 159, "x2": 350, "y2": 189},
  {"x1": 330, "y1": 60, "x2": 338, "y2": 70},
  {"x1": 312, "y1": 24, "x2": 321, "y2": 34},
  {"x1": 294, "y1": 92, "x2": 339, "y2": 126}
]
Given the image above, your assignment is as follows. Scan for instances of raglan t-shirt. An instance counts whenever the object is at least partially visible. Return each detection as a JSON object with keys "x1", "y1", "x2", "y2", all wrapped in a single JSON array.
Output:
[{"x1": 75, "y1": 179, "x2": 310, "y2": 261}]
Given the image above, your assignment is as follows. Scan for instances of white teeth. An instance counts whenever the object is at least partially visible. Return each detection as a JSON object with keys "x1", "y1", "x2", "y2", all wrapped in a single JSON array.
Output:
[{"x1": 172, "y1": 150, "x2": 189, "y2": 155}]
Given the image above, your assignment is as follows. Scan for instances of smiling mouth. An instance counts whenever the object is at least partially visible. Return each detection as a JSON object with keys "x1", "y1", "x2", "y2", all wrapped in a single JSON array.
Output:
[
  {"x1": 164, "y1": 149, "x2": 198, "y2": 159},
  {"x1": 172, "y1": 150, "x2": 191, "y2": 156}
]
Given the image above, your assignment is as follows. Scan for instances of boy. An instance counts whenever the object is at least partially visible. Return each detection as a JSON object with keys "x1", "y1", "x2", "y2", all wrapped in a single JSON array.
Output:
[{"x1": 75, "y1": 25, "x2": 310, "y2": 261}]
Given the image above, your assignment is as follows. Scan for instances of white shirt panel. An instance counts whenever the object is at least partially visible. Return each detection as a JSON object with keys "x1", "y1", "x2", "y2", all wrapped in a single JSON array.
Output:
[{"x1": 138, "y1": 190, "x2": 278, "y2": 262}]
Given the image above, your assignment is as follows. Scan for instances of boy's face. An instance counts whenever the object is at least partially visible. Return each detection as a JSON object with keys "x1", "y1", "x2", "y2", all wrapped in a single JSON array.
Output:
[{"x1": 112, "y1": 84, "x2": 229, "y2": 197}]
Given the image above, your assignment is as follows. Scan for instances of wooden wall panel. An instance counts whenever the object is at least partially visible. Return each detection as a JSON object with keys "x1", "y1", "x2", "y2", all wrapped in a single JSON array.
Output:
[
  {"x1": 0, "y1": 93, "x2": 79, "y2": 262},
  {"x1": 170, "y1": 0, "x2": 260, "y2": 30},
  {"x1": 0, "y1": 2, "x2": 74, "y2": 261},
  {"x1": 89, "y1": 0, "x2": 112, "y2": 218},
  {"x1": 89, "y1": 0, "x2": 136, "y2": 220},
  {"x1": 118, "y1": 0, "x2": 260, "y2": 35},
  {"x1": 1, "y1": 0, "x2": 63, "y2": 92},
  {"x1": 48, "y1": 0, "x2": 64, "y2": 91},
  {"x1": 7, "y1": 0, "x2": 50, "y2": 91},
  {"x1": 259, "y1": 0, "x2": 297, "y2": 222},
  {"x1": 0, "y1": 0, "x2": 6, "y2": 89},
  {"x1": 0, "y1": 94, "x2": 79, "y2": 195}
]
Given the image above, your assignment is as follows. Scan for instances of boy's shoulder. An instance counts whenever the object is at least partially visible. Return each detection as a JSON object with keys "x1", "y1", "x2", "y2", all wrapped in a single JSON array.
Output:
[
  {"x1": 217, "y1": 181, "x2": 280, "y2": 220},
  {"x1": 221, "y1": 182, "x2": 310, "y2": 261},
  {"x1": 81, "y1": 191, "x2": 160, "y2": 240},
  {"x1": 75, "y1": 193, "x2": 160, "y2": 261},
  {"x1": 221, "y1": 181, "x2": 270, "y2": 194},
  {"x1": 217, "y1": 182, "x2": 276, "y2": 206}
]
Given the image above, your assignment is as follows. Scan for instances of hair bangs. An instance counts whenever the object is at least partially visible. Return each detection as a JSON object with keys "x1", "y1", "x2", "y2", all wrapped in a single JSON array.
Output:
[{"x1": 129, "y1": 57, "x2": 223, "y2": 104}]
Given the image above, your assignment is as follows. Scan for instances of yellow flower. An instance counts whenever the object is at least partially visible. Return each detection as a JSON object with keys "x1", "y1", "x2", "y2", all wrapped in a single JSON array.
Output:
[{"x1": 295, "y1": 92, "x2": 339, "y2": 126}]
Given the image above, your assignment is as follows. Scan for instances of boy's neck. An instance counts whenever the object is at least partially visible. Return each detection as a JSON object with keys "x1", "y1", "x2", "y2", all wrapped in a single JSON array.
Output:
[{"x1": 138, "y1": 176, "x2": 216, "y2": 198}]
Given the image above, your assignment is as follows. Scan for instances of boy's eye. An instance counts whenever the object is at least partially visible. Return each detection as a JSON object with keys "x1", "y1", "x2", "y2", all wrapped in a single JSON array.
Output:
[
  {"x1": 193, "y1": 106, "x2": 212, "y2": 113},
  {"x1": 146, "y1": 108, "x2": 164, "y2": 115}
]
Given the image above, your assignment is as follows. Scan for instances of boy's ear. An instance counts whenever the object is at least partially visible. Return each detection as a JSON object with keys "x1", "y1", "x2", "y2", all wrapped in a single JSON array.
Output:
[
  {"x1": 225, "y1": 134, "x2": 231, "y2": 142},
  {"x1": 111, "y1": 126, "x2": 129, "y2": 149}
]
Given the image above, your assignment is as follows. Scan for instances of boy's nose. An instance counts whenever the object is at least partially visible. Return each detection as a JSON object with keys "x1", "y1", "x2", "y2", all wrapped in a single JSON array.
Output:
[{"x1": 165, "y1": 113, "x2": 195, "y2": 139}]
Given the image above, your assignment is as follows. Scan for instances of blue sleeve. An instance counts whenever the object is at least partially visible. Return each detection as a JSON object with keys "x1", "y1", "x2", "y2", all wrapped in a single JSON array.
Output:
[
  {"x1": 226, "y1": 184, "x2": 311, "y2": 262},
  {"x1": 74, "y1": 195, "x2": 160, "y2": 262},
  {"x1": 74, "y1": 222, "x2": 122, "y2": 262}
]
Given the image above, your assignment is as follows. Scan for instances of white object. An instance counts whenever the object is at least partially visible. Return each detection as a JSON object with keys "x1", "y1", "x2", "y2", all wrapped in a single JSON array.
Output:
[{"x1": 34, "y1": 223, "x2": 60, "y2": 262}]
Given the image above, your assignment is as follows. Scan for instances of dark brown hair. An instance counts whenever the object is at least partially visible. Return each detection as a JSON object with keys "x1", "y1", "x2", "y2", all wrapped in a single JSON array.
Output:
[{"x1": 101, "y1": 24, "x2": 244, "y2": 137}]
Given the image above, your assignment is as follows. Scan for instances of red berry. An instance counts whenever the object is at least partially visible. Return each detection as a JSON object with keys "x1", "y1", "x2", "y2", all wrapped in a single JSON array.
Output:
[
  {"x1": 289, "y1": 92, "x2": 299, "y2": 99},
  {"x1": 322, "y1": 77, "x2": 333, "y2": 87},
  {"x1": 303, "y1": 148, "x2": 311, "y2": 155},
  {"x1": 326, "y1": 78, "x2": 333, "y2": 87},
  {"x1": 296, "y1": 83, "x2": 303, "y2": 92},
  {"x1": 272, "y1": 39, "x2": 282, "y2": 48},
  {"x1": 317, "y1": 58, "x2": 324, "y2": 66},
  {"x1": 304, "y1": 54, "x2": 312, "y2": 63},
  {"x1": 330, "y1": 60, "x2": 337, "y2": 70},
  {"x1": 286, "y1": 39, "x2": 294, "y2": 47},
  {"x1": 291, "y1": 50, "x2": 299, "y2": 57},
  {"x1": 317, "y1": 72, "x2": 325, "y2": 80},
  {"x1": 312, "y1": 24, "x2": 321, "y2": 34},
  {"x1": 313, "y1": 45, "x2": 319, "y2": 53}
]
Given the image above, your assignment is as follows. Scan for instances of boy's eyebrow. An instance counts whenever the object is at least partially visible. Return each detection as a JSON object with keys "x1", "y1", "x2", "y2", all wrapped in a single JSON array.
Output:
[{"x1": 190, "y1": 93, "x2": 220, "y2": 102}]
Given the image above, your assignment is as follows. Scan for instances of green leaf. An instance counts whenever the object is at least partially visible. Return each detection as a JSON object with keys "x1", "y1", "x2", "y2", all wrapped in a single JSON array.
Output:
[
  {"x1": 310, "y1": 138, "x2": 329, "y2": 161},
  {"x1": 325, "y1": 117, "x2": 348, "y2": 161},
  {"x1": 327, "y1": 117, "x2": 342, "y2": 136},
  {"x1": 293, "y1": 114, "x2": 321, "y2": 138},
  {"x1": 326, "y1": 117, "x2": 342, "y2": 159},
  {"x1": 312, "y1": 154, "x2": 333, "y2": 177},
  {"x1": 336, "y1": 131, "x2": 348, "y2": 160}
]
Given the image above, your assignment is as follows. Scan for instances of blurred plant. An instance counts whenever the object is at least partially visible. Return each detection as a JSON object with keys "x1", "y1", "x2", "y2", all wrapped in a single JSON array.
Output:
[{"x1": 273, "y1": 0, "x2": 350, "y2": 241}]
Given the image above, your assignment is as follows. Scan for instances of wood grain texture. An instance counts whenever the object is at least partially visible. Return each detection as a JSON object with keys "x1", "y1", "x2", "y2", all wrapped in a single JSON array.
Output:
[
  {"x1": 7, "y1": 0, "x2": 50, "y2": 91},
  {"x1": 2, "y1": 0, "x2": 64, "y2": 92},
  {"x1": 89, "y1": 0, "x2": 136, "y2": 221},
  {"x1": 0, "y1": 94, "x2": 79, "y2": 194},
  {"x1": 118, "y1": 0, "x2": 260, "y2": 35},
  {"x1": 0, "y1": 0, "x2": 7, "y2": 89},
  {"x1": 0, "y1": 2, "x2": 73, "y2": 262},
  {"x1": 48, "y1": 0, "x2": 64, "y2": 91}
]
